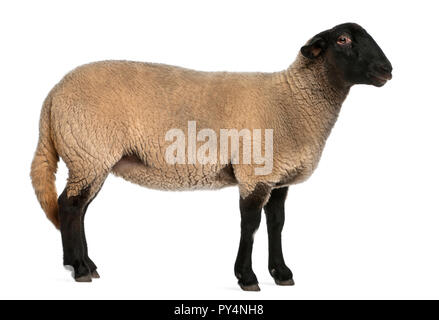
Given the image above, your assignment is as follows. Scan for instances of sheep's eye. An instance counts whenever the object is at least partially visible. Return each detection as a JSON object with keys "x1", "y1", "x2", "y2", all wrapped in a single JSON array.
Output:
[{"x1": 337, "y1": 35, "x2": 351, "y2": 45}]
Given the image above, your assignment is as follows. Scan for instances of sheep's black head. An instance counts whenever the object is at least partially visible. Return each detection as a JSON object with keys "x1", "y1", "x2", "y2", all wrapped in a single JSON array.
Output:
[{"x1": 301, "y1": 23, "x2": 392, "y2": 88}]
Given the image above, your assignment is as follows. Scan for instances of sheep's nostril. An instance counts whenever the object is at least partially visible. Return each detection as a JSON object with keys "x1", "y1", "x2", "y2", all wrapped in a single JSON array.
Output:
[
  {"x1": 377, "y1": 64, "x2": 393, "y2": 74},
  {"x1": 371, "y1": 63, "x2": 393, "y2": 81}
]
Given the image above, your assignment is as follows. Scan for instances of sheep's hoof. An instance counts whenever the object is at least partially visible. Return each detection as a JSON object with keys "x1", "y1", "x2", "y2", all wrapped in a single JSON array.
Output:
[
  {"x1": 91, "y1": 270, "x2": 100, "y2": 279},
  {"x1": 75, "y1": 274, "x2": 93, "y2": 282},
  {"x1": 275, "y1": 278, "x2": 295, "y2": 286},
  {"x1": 239, "y1": 283, "x2": 261, "y2": 292},
  {"x1": 270, "y1": 266, "x2": 294, "y2": 286}
]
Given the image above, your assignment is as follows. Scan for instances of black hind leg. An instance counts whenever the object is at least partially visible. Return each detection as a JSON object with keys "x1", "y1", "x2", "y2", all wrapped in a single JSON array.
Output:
[
  {"x1": 58, "y1": 188, "x2": 92, "y2": 282},
  {"x1": 58, "y1": 177, "x2": 105, "y2": 282},
  {"x1": 81, "y1": 200, "x2": 100, "y2": 279}
]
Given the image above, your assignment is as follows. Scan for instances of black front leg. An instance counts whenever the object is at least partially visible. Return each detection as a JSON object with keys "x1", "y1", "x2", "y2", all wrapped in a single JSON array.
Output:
[
  {"x1": 235, "y1": 183, "x2": 271, "y2": 291},
  {"x1": 264, "y1": 187, "x2": 294, "y2": 285}
]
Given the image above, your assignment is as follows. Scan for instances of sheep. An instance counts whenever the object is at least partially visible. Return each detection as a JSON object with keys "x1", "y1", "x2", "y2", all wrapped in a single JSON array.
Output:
[{"x1": 30, "y1": 23, "x2": 392, "y2": 290}]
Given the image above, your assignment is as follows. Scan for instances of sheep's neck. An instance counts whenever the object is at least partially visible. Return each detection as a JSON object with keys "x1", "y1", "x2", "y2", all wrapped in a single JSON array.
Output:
[{"x1": 282, "y1": 55, "x2": 350, "y2": 147}]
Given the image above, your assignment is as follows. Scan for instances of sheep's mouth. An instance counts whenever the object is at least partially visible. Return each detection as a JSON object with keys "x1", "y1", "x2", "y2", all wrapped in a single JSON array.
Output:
[{"x1": 368, "y1": 72, "x2": 392, "y2": 87}]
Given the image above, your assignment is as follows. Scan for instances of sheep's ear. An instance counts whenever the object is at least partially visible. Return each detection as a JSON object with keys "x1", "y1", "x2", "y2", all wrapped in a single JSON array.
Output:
[{"x1": 300, "y1": 36, "x2": 327, "y2": 59}]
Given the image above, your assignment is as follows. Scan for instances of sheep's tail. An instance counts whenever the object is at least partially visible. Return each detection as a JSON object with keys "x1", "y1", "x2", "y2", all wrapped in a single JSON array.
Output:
[{"x1": 30, "y1": 93, "x2": 60, "y2": 229}]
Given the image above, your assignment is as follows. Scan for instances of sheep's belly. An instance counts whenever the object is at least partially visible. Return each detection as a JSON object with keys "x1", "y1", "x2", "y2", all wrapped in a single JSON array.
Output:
[{"x1": 111, "y1": 156, "x2": 238, "y2": 191}]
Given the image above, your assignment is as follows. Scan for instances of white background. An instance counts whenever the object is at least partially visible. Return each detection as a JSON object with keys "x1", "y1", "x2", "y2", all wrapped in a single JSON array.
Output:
[{"x1": 0, "y1": 0, "x2": 438, "y2": 299}]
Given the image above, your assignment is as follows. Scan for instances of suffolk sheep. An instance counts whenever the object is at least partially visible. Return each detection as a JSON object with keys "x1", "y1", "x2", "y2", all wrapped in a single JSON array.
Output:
[{"x1": 31, "y1": 23, "x2": 392, "y2": 290}]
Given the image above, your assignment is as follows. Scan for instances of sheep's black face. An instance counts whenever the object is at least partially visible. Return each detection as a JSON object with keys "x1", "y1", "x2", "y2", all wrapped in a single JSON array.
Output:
[{"x1": 301, "y1": 23, "x2": 393, "y2": 88}]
